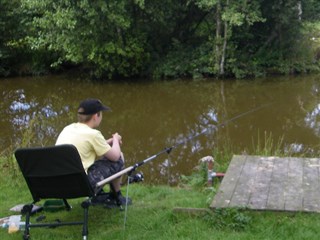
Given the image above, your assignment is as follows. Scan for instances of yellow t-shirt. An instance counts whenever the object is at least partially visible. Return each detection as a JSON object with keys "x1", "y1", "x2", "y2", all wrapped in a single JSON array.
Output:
[{"x1": 56, "y1": 123, "x2": 111, "y2": 171}]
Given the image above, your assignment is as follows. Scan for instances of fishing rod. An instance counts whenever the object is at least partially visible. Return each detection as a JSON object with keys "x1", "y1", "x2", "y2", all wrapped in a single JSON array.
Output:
[{"x1": 96, "y1": 103, "x2": 271, "y2": 188}]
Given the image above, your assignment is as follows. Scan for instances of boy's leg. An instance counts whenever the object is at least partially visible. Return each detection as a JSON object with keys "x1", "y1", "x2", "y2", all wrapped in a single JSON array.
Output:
[
  {"x1": 88, "y1": 155, "x2": 131, "y2": 205},
  {"x1": 109, "y1": 153, "x2": 125, "y2": 192}
]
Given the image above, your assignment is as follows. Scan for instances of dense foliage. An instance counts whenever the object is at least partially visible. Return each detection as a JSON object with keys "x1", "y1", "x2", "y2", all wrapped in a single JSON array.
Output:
[{"x1": 1, "y1": 0, "x2": 320, "y2": 79}]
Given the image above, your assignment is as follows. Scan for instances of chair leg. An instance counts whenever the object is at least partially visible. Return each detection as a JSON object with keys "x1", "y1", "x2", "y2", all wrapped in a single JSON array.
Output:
[
  {"x1": 22, "y1": 204, "x2": 33, "y2": 240},
  {"x1": 62, "y1": 199, "x2": 72, "y2": 211},
  {"x1": 81, "y1": 200, "x2": 90, "y2": 240}
]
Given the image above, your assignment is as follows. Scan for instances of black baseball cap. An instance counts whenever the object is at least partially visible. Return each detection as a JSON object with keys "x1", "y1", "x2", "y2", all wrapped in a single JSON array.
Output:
[{"x1": 77, "y1": 98, "x2": 111, "y2": 115}]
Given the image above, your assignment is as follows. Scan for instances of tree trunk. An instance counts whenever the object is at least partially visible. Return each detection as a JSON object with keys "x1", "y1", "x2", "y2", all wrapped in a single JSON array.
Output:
[
  {"x1": 297, "y1": 1, "x2": 302, "y2": 21},
  {"x1": 220, "y1": 19, "x2": 228, "y2": 75},
  {"x1": 215, "y1": 0, "x2": 222, "y2": 73},
  {"x1": 219, "y1": 0, "x2": 229, "y2": 76}
]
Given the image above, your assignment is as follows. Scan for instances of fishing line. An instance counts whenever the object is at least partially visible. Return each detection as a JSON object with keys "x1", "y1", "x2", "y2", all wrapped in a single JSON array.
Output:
[
  {"x1": 97, "y1": 103, "x2": 272, "y2": 188},
  {"x1": 161, "y1": 102, "x2": 272, "y2": 153},
  {"x1": 117, "y1": 103, "x2": 272, "y2": 227},
  {"x1": 123, "y1": 176, "x2": 130, "y2": 230}
]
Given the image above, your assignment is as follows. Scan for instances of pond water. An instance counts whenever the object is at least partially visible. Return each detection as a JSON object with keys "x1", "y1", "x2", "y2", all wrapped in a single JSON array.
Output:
[{"x1": 1, "y1": 74, "x2": 320, "y2": 185}]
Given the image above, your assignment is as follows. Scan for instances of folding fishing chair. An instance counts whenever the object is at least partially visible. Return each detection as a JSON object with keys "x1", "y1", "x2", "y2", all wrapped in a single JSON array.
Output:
[{"x1": 14, "y1": 144, "x2": 96, "y2": 240}]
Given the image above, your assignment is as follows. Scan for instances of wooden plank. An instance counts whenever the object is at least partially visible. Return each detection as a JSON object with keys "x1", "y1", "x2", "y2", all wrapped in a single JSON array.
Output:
[
  {"x1": 211, "y1": 155, "x2": 320, "y2": 213},
  {"x1": 229, "y1": 155, "x2": 260, "y2": 208},
  {"x1": 302, "y1": 158, "x2": 320, "y2": 212},
  {"x1": 248, "y1": 157, "x2": 275, "y2": 210},
  {"x1": 210, "y1": 155, "x2": 246, "y2": 208},
  {"x1": 266, "y1": 157, "x2": 288, "y2": 210},
  {"x1": 284, "y1": 158, "x2": 303, "y2": 211}
]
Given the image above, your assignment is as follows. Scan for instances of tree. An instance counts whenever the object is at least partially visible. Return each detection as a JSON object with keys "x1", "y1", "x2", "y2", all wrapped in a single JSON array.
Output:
[
  {"x1": 0, "y1": 0, "x2": 24, "y2": 76},
  {"x1": 195, "y1": 0, "x2": 264, "y2": 77},
  {"x1": 10, "y1": 0, "x2": 320, "y2": 79},
  {"x1": 22, "y1": 0, "x2": 149, "y2": 78}
]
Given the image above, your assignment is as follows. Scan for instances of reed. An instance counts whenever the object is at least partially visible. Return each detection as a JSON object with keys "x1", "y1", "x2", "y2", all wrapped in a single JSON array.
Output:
[
  {"x1": 251, "y1": 130, "x2": 285, "y2": 156},
  {"x1": 0, "y1": 153, "x2": 19, "y2": 180},
  {"x1": 212, "y1": 138, "x2": 235, "y2": 173},
  {"x1": 0, "y1": 113, "x2": 60, "y2": 179}
]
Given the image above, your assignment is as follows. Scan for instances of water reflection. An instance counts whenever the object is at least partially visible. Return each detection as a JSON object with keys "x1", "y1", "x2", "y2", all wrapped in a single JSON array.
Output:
[
  {"x1": 4, "y1": 85, "x2": 66, "y2": 147},
  {"x1": 285, "y1": 143, "x2": 304, "y2": 154},
  {"x1": 1, "y1": 75, "x2": 320, "y2": 185},
  {"x1": 305, "y1": 103, "x2": 320, "y2": 137}
]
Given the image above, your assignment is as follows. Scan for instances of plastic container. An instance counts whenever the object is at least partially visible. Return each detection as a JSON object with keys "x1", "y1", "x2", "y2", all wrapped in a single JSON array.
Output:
[
  {"x1": 43, "y1": 199, "x2": 65, "y2": 212},
  {"x1": 1, "y1": 223, "x2": 9, "y2": 228},
  {"x1": 8, "y1": 215, "x2": 21, "y2": 233}
]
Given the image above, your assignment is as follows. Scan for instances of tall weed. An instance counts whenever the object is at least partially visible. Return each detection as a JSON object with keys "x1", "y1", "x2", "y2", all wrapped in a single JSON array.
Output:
[
  {"x1": 251, "y1": 130, "x2": 284, "y2": 156},
  {"x1": 204, "y1": 207, "x2": 251, "y2": 231}
]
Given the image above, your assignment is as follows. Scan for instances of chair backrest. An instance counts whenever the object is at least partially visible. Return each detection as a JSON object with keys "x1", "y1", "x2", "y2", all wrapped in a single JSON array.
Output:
[{"x1": 15, "y1": 144, "x2": 94, "y2": 202}]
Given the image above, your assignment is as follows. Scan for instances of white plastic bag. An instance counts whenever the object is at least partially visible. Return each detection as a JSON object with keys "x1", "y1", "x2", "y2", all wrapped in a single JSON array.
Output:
[{"x1": 8, "y1": 215, "x2": 21, "y2": 234}]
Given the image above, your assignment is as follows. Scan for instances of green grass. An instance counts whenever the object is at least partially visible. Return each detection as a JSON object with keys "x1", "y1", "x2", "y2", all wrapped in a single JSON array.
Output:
[
  {"x1": 2, "y1": 155, "x2": 320, "y2": 240},
  {"x1": 1, "y1": 132, "x2": 320, "y2": 240},
  {"x1": 2, "y1": 179, "x2": 320, "y2": 240}
]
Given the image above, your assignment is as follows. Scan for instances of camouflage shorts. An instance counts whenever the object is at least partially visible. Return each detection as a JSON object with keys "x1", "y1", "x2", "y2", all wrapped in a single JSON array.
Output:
[{"x1": 87, "y1": 157, "x2": 124, "y2": 189}]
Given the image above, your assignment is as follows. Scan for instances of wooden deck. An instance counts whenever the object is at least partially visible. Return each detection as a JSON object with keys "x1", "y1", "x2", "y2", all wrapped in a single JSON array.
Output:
[{"x1": 211, "y1": 155, "x2": 320, "y2": 213}]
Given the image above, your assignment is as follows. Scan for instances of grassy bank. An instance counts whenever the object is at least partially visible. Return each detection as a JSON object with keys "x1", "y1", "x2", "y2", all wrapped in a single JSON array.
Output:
[
  {"x1": 2, "y1": 161, "x2": 320, "y2": 239},
  {"x1": 1, "y1": 133, "x2": 320, "y2": 240},
  {"x1": 2, "y1": 177, "x2": 320, "y2": 240}
]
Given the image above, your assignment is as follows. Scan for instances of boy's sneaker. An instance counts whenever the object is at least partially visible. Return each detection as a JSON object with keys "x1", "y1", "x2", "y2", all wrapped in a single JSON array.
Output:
[
  {"x1": 115, "y1": 195, "x2": 132, "y2": 206},
  {"x1": 92, "y1": 190, "x2": 132, "y2": 207},
  {"x1": 108, "y1": 191, "x2": 132, "y2": 206},
  {"x1": 91, "y1": 192, "x2": 113, "y2": 206}
]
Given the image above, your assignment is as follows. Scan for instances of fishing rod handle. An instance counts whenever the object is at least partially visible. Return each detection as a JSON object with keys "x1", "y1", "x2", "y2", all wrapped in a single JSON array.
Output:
[
  {"x1": 96, "y1": 166, "x2": 134, "y2": 187},
  {"x1": 96, "y1": 154, "x2": 159, "y2": 188}
]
